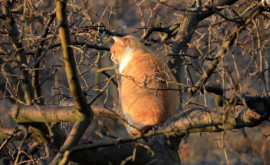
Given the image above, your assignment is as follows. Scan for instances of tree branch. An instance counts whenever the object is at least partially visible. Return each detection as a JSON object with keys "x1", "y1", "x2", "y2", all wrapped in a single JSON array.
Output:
[
  {"x1": 50, "y1": 0, "x2": 94, "y2": 163},
  {"x1": 32, "y1": 10, "x2": 56, "y2": 104},
  {"x1": 140, "y1": 24, "x2": 180, "y2": 41},
  {"x1": 9, "y1": 104, "x2": 118, "y2": 123},
  {"x1": 188, "y1": 6, "x2": 262, "y2": 94},
  {"x1": 170, "y1": 0, "x2": 240, "y2": 84},
  {"x1": 4, "y1": 94, "x2": 269, "y2": 164},
  {"x1": 0, "y1": 127, "x2": 25, "y2": 141},
  {"x1": 1, "y1": 1, "x2": 64, "y2": 148},
  {"x1": 65, "y1": 95, "x2": 270, "y2": 164},
  {"x1": 2, "y1": 0, "x2": 34, "y2": 105},
  {"x1": 48, "y1": 41, "x2": 110, "y2": 51}
]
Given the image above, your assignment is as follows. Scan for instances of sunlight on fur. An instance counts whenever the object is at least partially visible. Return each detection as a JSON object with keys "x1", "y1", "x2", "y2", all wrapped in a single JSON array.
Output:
[{"x1": 111, "y1": 35, "x2": 180, "y2": 135}]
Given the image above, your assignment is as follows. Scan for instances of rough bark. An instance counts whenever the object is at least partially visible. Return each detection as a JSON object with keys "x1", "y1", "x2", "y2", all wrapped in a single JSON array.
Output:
[
  {"x1": 3, "y1": 94, "x2": 269, "y2": 164},
  {"x1": 9, "y1": 104, "x2": 117, "y2": 123},
  {"x1": 66, "y1": 95, "x2": 269, "y2": 164}
]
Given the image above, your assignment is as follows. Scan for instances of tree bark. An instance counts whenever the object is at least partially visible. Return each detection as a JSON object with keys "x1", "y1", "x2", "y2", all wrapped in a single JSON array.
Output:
[
  {"x1": 50, "y1": 0, "x2": 94, "y2": 163},
  {"x1": 66, "y1": 95, "x2": 269, "y2": 164}
]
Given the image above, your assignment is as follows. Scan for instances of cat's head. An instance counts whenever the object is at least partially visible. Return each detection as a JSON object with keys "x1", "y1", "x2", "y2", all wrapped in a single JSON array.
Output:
[{"x1": 110, "y1": 35, "x2": 142, "y2": 64}]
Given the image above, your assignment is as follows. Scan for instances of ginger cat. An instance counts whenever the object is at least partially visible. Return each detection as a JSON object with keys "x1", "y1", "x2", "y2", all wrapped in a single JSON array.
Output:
[{"x1": 111, "y1": 35, "x2": 180, "y2": 135}]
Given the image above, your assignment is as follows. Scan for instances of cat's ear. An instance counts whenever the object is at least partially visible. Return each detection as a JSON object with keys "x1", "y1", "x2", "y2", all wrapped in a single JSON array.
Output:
[{"x1": 113, "y1": 36, "x2": 126, "y2": 45}]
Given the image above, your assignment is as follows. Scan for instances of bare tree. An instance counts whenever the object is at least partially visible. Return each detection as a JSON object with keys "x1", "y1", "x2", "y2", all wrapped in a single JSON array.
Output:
[{"x1": 0, "y1": 0, "x2": 269, "y2": 164}]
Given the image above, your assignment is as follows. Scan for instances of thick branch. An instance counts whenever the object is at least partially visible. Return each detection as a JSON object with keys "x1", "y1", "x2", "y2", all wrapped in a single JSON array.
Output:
[
  {"x1": 9, "y1": 104, "x2": 118, "y2": 123},
  {"x1": 5, "y1": 92, "x2": 269, "y2": 164},
  {"x1": 1, "y1": 1, "x2": 64, "y2": 148},
  {"x1": 170, "y1": 0, "x2": 240, "y2": 84},
  {"x1": 65, "y1": 95, "x2": 270, "y2": 164},
  {"x1": 56, "y1": 0, "x2": 92, "y2": 116},
  {"x1": 51, "y1": 0, "x2": 93, "y2": 163},
  {"x1": 141, "y1": 24, "x2": 180, "y2": 41},
  {"x1": 172, "y1": 0, "x2": 240, "y2": 54},
  {"x1": 68, "y1": 135, "x2": 181, "y2": 165}
]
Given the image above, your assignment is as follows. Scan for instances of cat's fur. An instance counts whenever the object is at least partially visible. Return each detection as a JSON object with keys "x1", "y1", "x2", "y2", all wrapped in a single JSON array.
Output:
[{"x1": 111, "y1": 35, "x2": 180, "y2": 135}]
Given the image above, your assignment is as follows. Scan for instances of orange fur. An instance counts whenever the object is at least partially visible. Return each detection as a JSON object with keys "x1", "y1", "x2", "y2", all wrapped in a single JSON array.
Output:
[{"x1": 111, "y1": 35, "x2": 180, "y2": 135}]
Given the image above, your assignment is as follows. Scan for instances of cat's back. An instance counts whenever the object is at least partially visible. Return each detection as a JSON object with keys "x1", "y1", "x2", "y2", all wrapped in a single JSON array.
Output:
[{"x1": 122, "y1": 51, "x2": 163, "y2": 81}]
